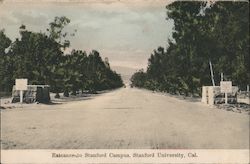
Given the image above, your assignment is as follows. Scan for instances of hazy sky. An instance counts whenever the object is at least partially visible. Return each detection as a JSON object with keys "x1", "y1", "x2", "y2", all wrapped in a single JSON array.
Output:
[{"x1": 0, "y1": 0, "x2": 174, "y2": 70}]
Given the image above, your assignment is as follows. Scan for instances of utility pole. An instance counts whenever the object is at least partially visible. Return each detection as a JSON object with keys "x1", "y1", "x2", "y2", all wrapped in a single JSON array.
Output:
[{"x1": 209, "y1": 60, "x2": 215, "y2": 86}]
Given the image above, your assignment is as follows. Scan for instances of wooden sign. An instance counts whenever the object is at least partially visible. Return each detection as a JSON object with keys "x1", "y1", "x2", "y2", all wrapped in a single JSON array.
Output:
[
  {"x1": 15, "y1": 79, "x2": 28, "y2": 91},
  {"x1": 220, "y1": 81, "x2": 232, "y2": 93},
  {"x1": 15, "y1": 79, "x2": 28, "y2": 103},
  {"x1": 220, "y1": 81, "x2": 232, "y2": 104}
]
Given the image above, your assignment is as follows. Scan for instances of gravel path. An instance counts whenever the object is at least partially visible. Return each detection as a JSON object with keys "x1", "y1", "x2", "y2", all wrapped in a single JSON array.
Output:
[{"x1": 1, "y1": 87, "x2": 249, "y2": 149}]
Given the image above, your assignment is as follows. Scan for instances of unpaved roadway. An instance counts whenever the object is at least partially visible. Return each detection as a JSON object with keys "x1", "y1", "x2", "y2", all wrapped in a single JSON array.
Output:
[{"x1": 1, "y1": 87, "x2": 249, "y2": 149}]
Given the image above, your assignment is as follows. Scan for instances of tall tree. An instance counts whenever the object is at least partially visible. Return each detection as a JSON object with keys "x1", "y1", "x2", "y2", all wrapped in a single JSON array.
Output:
[
  {"x1": 131, "y1": 1, "x2": 249, "y2": 95},
  {"x1": 0, "y1": 29, "x2": 12, "y2": 93},
  {"x1": 0, "y1": 16, "x2": 124, "y2": 98}
]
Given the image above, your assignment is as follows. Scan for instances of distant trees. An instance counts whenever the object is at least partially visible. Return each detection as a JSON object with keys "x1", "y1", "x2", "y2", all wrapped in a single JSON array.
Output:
[
  {"x1": 60, "y1": 49, "x2": 123, "y2": 96},
  {"x1": 0, "y1": 16, "x2": 123, "y2": 97},
  {"x1": 130, "y1": 69, "x2": 147, "y2": 88},
  {"x1": 131, "y1": 1, "x2": 249, "y2": 96}
]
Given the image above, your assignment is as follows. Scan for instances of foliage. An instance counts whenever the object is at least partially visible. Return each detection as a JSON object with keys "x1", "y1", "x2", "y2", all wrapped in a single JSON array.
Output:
[
  {"x1": 0, "y1": 17, "x2": 123, "y2": 96},
  {"x1": 131, "y1": 1, "x2": 249, "y2": 95},
  {"x1": 0, "y1": 29, "x2": 12, "y2": 92}
]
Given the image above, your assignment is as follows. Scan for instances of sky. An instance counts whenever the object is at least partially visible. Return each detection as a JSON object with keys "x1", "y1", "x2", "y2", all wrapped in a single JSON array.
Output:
[{"x1": 0, "y1": 0, "x2": 174, "y2": 70}]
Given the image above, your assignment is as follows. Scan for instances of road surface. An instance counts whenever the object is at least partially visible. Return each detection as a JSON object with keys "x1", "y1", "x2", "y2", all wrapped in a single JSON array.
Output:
[{"x1": 1, "y1": 87, "x2": 249, "y2": 149}]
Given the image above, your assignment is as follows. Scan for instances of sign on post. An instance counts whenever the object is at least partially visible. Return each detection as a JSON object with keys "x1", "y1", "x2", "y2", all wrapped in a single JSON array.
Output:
[
  {"x1": 15, "y1": 79, "x2": 28, "y2": 103},
  {"x1": 220, "y1": 81, "x2": 232, "y2": 104}
]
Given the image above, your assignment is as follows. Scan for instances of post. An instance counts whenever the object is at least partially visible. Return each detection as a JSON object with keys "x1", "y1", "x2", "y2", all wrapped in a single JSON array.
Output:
[
  {"x1": 221, "y1": 73, "x2": 223, "y2": 81},
  {"x1": 225, "y1": 92, "x2": 228, "y2": 104},
  {"x1": 209, "y1": 60, "x2": 215, "y2": 86},
  {"x1": 20, "y1": 90, "x2": 23, "y2": 103},
  {"x1": 247, "y1": 85, "x2": 250, "y2": 104}
]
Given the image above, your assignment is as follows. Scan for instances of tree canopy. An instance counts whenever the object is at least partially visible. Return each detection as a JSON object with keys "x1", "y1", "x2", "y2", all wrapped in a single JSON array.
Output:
[
  {"x1": 0, "y1": 16, "x2": 123, "y2": 97},
  {"x1": 131, "y1": 1, "x2": 249, "y2": 96}
]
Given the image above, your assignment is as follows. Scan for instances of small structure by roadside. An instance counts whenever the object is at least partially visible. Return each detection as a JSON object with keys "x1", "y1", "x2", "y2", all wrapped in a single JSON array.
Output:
[
  {"x1": 12, "y1": 85, "x2": 50, "y2": 103},
  {"x1": 202, "y1": 86, "x2": 249, "y2": 105},
  {"x1": 201, "y1": 86, "x2": 238, "y2": 105},
  {"x1": 201, "y1": 85, "x2": 250, "y2": 114}
]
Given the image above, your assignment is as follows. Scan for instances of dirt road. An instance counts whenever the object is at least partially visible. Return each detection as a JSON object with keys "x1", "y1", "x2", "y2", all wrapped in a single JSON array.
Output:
[{"x1": 1, "y1": 87, "x2": 249, "y2": 149}]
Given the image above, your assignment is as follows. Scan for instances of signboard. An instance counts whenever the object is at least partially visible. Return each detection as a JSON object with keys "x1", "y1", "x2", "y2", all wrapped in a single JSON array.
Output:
[
  {"x1": 220, "y1": 81, "x2": 232, "y2": 104},
  {"x1": 16, "y1": 79, "x2": 28, "y2": 90},
  {"x1": 15, "y1": 79, "x2": 28, "y2": 103},
  {"x1": 220, "y1": 81, "x2": 232, "y2": 93}
]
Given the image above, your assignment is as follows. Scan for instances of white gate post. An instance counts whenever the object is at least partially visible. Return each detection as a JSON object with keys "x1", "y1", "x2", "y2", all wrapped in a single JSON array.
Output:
[
  {"x1": 225, "y1": 92, "x2": 228, "y2": 104},
  {"x1": 20, "y1": 90, "x2": 23, "y2": 103}
]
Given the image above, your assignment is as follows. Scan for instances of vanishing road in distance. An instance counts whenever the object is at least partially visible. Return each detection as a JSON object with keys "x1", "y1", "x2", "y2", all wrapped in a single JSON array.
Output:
[{"x1": 1, "y1": 87, "x2": 249, "y2": 149}]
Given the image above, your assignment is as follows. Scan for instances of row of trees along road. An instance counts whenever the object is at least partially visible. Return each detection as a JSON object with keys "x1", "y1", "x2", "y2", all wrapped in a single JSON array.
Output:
[
  {"x1": 131, "y1": 1, "x2": 249, "y2": 96},
  {"x1": 0, "y1": 16, "x2": 123, "y2": 97}
]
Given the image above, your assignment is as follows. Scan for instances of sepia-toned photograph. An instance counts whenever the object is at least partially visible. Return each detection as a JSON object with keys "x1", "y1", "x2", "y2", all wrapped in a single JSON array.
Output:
[{"x1": 0, "y1": 0, "x2": 249, "y2": 163}]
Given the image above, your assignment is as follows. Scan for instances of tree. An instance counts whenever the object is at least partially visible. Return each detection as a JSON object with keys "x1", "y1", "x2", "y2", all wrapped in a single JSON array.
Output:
[
  {"x1": 0, "y1": 16, "x2": 124, "y2": 98},
  {"x1": 0, "y1": 29, "x2": 12, "y2": 93},
  {"x1": 130, "y1": 69, "x2": 147, "y2": 88},
  {"x1": 131, "y1": 1, "x2": 249, "y2": 95},
  {"x1": 47, "y1": 16, "x2": 71, "y2": 49}
]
